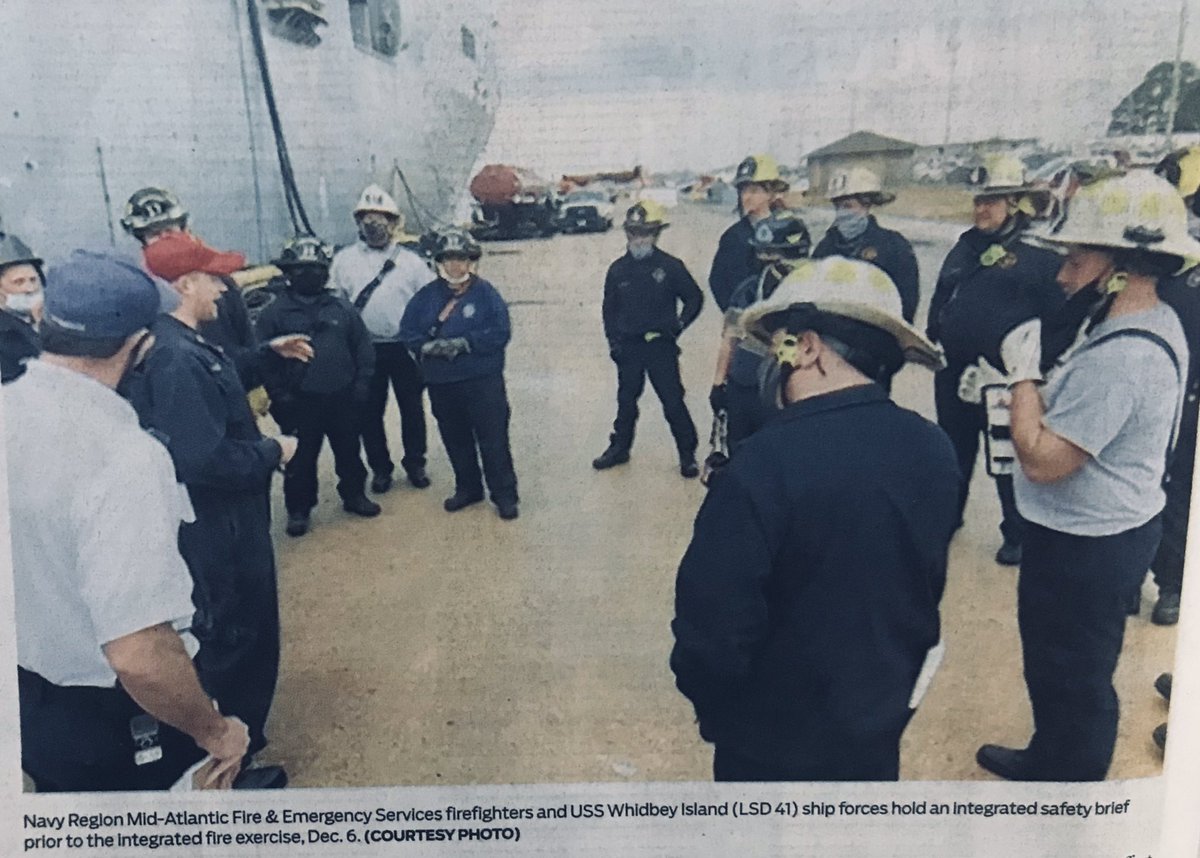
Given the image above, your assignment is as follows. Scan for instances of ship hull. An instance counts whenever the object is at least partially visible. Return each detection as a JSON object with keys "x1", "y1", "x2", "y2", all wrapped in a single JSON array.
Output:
[{"x1": 0, "y1": 0, "x2": 498, "y2": 261}]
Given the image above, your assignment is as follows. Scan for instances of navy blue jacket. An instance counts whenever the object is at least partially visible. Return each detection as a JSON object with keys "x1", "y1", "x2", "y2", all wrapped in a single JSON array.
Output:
[
  {"x1": 926, "y1": 220, "x2": 1063, "y2": 369},
  {"x1": 812, "y1": 217, "x2": 920, "y2": 323},
  {"x1": 124, "y1": 315, "x2": 282, "y2": 500},
  {"x1": 202, "y1": 283, "x2": 263, "y2": 390},
  {"x1": 603, "y1": 247, "x2": 703, "y2": 345},
  {"x1": 399, "y1": 276, "x2": 511, "y2": 385},
  {"x1": 670, "y1": 384, "x2": 959, "y2": 763},
  {"x1": 254, "y1": 288, "x2": 374, "y2": 398},
  {"x1": 708, "y1": 216, "x2": 757, "y2": 313}
]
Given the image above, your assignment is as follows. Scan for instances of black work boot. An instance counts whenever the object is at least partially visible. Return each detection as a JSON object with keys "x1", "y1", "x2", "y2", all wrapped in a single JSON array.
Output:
[
  {"x1": 370, "y1": 473, "x2": 394, "y2": 494},
  {"x1": 343, "y1": 495, "x2": 382, "y2": 517},
  {"x1": 679, "y1": 455, "x2": 700, "y2": 479},
  {"x1": 496, "y1": 499, "x2": 520, "y2": 521},
  {"x1": 1153, "y1": 723, "x2": 1168, "y2": 751},
  {"x1": 994, "y1": 539, "x2": 1022, "y2": 567},
  {"x1": 592, "y1": 443, "x2": 630, "y2": 470},
  {"x1": 976, "y1": 744, "x2": 1045, "y2": 781},
  {"x1": 443, "y1": 490, "x2": 484, "y2": 512},
  {"x1": 405, "y1": 465, "x2": 432, "y2": 489},
  {"x1": 285, "y1": 512, "x2": 310, "y2": 537},
  {"x1": 1152, "y1": 592, "x2": 1181, "y2": 626},
  {"x1": 1155, "y1": 672, "x2": 1173, "y2": 702}
]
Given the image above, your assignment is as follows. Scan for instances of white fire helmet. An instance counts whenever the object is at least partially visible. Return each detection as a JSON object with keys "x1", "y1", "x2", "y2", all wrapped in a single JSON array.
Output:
[{"x1": 354, "y1": 184, "x2": 402, "y2": 219}]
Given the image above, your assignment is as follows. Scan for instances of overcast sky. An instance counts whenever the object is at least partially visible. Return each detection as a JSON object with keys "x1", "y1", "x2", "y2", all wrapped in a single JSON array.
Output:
[{"x1": 479, "y1": 0, "x2": 1196, "y2": 176}]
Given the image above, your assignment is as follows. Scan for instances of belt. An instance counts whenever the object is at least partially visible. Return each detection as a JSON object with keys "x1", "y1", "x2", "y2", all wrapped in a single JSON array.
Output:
[{"x1": 17, "y1": 667, "x2": 134, "y2": 718}]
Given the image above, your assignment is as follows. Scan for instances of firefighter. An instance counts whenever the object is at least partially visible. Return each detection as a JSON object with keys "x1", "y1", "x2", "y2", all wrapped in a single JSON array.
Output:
[
  {"x1": 671, "y1": 257, "x2": 958, "y2": 781},
  {"x1": 121, "y1": 240, "x2": 297, "y2": 789},
  {"x1": 811, "y1": 166, "x2": 920, "y2": 323},
  {"x1": 594, "y1": 200, "x2": 704, "y2": 477},
  {"x1": 708, "y1": 154, "x2": 790, "y2": 312},
  {"x1": 709, "y1": 208, "x2": 811, "y2": 456},
  {"x1": 399, "y1": 229, "x2": 519, "y2": 520},
  {"x1": 925, "y1": 154, "x2": 1064, "y2": 566},
  {"x1": 977, "y1": 170, "x2": 1194, "y2": 782},
  {"x1": 0, "y1": 230, "x2": 44, "y2": 383},
  {"x1": 255, "y1": 236, "x2": 380, "y2": 536},
  {"x1": 1146, "y1": 146, "x2": 1200, "y2": 625},
  {"x1": 330, "y1": 184, "x2": 432, "y2": 493}
]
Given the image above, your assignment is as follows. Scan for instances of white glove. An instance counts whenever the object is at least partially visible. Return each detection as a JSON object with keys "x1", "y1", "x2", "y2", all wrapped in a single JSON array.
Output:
[
  {"x1": 999, "y1": 319, "x2": 1043, "y2": 386},
  {"x1": 957, "y1": 364, "x2": 982, "y2": 404}
]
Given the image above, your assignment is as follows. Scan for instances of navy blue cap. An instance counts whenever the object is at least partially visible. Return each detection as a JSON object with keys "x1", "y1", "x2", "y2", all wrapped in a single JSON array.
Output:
[{"x1": 43, "y1": 250, "x2": 160, "y2": 340}]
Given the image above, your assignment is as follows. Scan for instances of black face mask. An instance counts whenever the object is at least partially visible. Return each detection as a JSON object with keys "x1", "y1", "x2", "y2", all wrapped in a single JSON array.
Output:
[{"x1": 287, "y1": 266, "x2": 330, "y2": 295}]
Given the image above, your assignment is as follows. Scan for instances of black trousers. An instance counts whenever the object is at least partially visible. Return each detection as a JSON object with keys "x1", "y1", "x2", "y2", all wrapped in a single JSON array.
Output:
[
  {"x1": 428, "y1": 374, "x2": 518, "y2": 504},
  {"x1": 713, "y1": 712, "x2": 912, "y2": 782},
  {"x1": 1152, "y1": 471, "x2": 1191, "y2": 596},
  {"x1": 18, "y1": 668, "x2": 204, "y2": 792},
  {"x1": 934, "y1": 364, "x2": 1024, "y2": 543},
  {"x1": 1019, "y1": 517, "x2": 1162, "y2": 780},
  {"x1": 361, "y1": 342, "x2": 427, "y2": 478},
  {"x1": 610, "y1": 338, "x2": 698, "y2": 456},
  {"x1": 275, "y1": 391, "x2": 368, "y2": 513},
  {"x1": 183, "y1": 493, "x2": 279, "y2": 757}
]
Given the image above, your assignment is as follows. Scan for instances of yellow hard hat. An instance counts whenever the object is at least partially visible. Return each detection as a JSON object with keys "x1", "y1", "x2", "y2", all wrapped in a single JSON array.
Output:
[
  {"x1": 740, "y1": 256, "x2": 943, "y2": 369},
  {"x1": 735, "y1": 154, "x2": 789, "y2": 192},
  {"x1": 624, "y1": 199, "x2": 670, "y2": 231},
  {"x1": 1043, "y1": 169, "x2": 1200, "y2": 270}
]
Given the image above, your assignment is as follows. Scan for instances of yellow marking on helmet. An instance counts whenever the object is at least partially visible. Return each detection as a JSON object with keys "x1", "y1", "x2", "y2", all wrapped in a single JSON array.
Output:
[
  {"x1": 1137, "y1": 192, "x2": 1166, "y2": 222},
  {"x1": 1099, "y1": 189, "x2": 1130, "y2": 215},
  {"x1": 866, "y1": 268, "x2": 892, "y2": 293},
  {"x1": 827, "y1": 260, "x2": 859, "y2": 284}
]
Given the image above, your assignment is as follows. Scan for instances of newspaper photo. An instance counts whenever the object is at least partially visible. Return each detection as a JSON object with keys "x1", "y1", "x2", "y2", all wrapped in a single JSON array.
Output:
[{"x1": 2, "y1": 0, "x2": 1200, "y2": 855}]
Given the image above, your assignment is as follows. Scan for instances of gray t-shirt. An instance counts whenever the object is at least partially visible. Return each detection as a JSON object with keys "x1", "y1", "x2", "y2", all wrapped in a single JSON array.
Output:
[{"x1": 1014, "y1": 303, "x2": 1188, "y2": 536}]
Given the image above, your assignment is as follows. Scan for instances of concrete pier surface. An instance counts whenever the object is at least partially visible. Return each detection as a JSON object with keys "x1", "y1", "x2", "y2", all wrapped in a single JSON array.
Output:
[{"x1": 261, "y1": 201, "x2": 1176, "y2": 786}]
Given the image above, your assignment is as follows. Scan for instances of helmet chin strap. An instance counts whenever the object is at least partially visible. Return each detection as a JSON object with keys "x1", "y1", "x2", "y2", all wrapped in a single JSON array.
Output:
[{"x1": 437, "y1": 263, "x2": 472, "y2": 285}]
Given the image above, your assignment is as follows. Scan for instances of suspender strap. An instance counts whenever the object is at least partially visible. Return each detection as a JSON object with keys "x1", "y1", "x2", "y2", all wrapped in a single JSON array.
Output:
[{"x1": 352, "y1": 250, "x2": 401, "y2": 311}]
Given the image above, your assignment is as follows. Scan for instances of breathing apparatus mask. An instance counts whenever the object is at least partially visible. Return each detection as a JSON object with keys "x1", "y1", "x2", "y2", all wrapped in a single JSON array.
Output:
[{"x1": 285, "y1": 264, "x2": 330, "y2": 296}]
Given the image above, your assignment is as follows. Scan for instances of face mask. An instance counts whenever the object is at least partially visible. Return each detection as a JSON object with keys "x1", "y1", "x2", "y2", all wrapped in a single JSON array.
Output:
[
  {"x1": 288, "y1": 267, "x2": 330, "y2": 295},
  {"x1": 834, "y1": 210, "x2": 870, "y2": 241},
  {"x1": 4, "y1": 291, "x2": 42, "y2": 320},
  {"x1": 437, "y1": 262, "x2": 472, "y2": 285},
  {"x1": 361, "y1": 221, "x2": 392, "y2": 247}
]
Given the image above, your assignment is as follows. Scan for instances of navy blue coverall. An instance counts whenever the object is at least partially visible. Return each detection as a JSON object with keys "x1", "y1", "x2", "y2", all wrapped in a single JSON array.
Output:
[
  {"x1": 602, "y1": 247, "x2": 704, "y2": 458},
  {"x1": 123, "y1": 314, "x2": 284, "y2": 756},
  {"x1": 671, "y1": 384, "x2": 960, "y2": 781},
  {"x1": 400, "y1": 275, "x2": 518, "y2": 506},
  {"x1": 926, "y1": 220, "x2": 1064, "y2": 543},
  {"x1": 708, "y1": 216, "x2": 757, "y2": 313}
]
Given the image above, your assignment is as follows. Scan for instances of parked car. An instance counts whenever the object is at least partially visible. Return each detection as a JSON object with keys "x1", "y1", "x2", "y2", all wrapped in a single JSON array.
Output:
[{"x1": 555, "y1": 189, "x2": 614, "y2": 234}]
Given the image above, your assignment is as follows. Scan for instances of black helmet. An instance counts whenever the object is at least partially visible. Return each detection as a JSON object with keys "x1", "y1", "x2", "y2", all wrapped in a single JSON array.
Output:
[
  {"x1": 433, "y1": 228, "x2": 482, "y2": 261},
  {"x1": 0, "y1": 232, "x2": 43, "y2": 273},
  {"x1": 273, "y1": 235, "x2": 334, "y2": 268},
  {"x1": 750, "y1": 210, "x2": 811, "y2": 259},
  {"x1": 120, "y1": 187, "x2": 188, "y2": 237}
]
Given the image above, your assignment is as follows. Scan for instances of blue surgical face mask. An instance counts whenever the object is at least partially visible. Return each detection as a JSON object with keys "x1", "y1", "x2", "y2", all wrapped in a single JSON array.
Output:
[{"x1": 833, "y1": 209, "x2": 870, "y2": 241}]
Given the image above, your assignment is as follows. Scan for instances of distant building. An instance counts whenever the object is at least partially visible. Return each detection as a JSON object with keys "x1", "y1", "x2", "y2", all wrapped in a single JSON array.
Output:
[{"x1": 805, "y1": 131, "x2": 918, "y2": 197}]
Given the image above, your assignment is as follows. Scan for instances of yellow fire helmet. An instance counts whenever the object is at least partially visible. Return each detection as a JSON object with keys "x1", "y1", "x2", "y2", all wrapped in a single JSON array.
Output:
[
  {"x1": 734, "y1": 153, "x2": 790, "y2": 192},
  {"x1": 623, "y1": 199, "x2": 670, "y2": 231},
  {"x1": 740, "y1": 256, "x2": 943, "y2": 369},
  {"x1": 1043, "y1": 169, "x2": 1200, "y2": 271},
  {"x1": 353, "y1": 183, "x2": 402, "y2": 218}
]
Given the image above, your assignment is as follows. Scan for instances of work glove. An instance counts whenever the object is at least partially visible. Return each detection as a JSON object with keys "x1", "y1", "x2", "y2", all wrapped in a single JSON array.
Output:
[
  {"x1": 421, "y1": 338, "x2": 452, "y2": 358},
  {"x1": 999, "y1": 319, "x2": 1043, "y2": 386},
  {"x1": 709, "y1": 384, "x2": 728, "y2": 415},
  {"x1": 442, "y1": 337, "x2": 471, "y2": 359}
]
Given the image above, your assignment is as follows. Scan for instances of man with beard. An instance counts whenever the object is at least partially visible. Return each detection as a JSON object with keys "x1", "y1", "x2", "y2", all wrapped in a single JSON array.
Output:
[
  {"x1": 811, "y1": 166, "x2": 919, "y2": 323},
  {"x1": 0, "y1": 229, "x2": 44, "y2": 383},
  {"x1": 925, "y1": 155, "x2": 1063, "y2": 567},
  {"x1": 123, "y1": 240, "x2": 298, "y2": 789},
  {"x1": 330, "y1": 185, "x2": 433, "y2": 493}
]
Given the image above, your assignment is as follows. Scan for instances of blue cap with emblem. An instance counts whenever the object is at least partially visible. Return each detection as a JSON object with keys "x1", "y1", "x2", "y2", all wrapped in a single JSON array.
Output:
[{"x1": 43, "y1": 250, "x2": 161, "y2": 341}]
